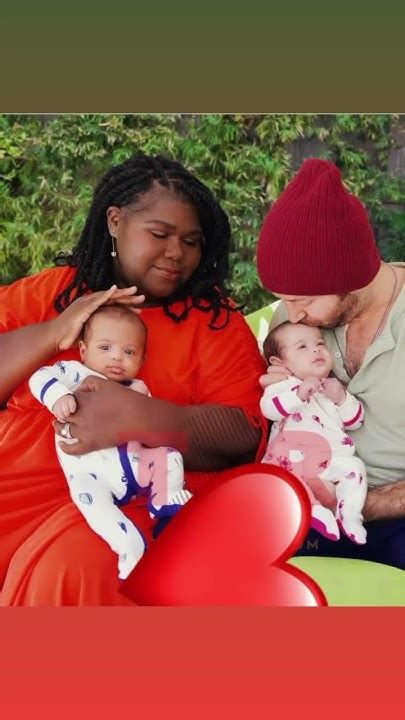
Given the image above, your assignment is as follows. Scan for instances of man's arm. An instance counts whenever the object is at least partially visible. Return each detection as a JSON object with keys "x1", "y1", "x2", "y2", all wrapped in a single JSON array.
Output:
[{"x1": 363, "y1": 480, "x2": 405, "y2": 521}]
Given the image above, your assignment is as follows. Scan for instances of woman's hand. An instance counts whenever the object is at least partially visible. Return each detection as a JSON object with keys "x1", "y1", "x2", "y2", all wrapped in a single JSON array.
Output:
[
  {"x1": 54, "y1": 376, "x2": 187, "y2": 457},
  {"x1": 50, "y1": 285, "x2": 145, "y2": 352},
  {"x1": 54, "y1": 376, "x2": 135, "y2": 453},
  {"x1": 259, "y1": 364, "x2": 291, "y2": 389}
]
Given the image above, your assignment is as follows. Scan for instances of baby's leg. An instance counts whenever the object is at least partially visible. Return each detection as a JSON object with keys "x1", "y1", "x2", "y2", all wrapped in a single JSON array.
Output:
[
  {"x1": 137, "y1": 446, "x2": 192, "y2": 519},
  {"x1": 333, "y1": 457, "x2": 368, "y2": 544},
  {"x1": 263, "y1": 434, "x2": 339, "y2": 540},
  {"x1": 67, "y1": 472, "x2": 146, "y2": 579},
  {"x1": 310, "y1": 505, "x2": 340, "y2": 542},
  {"x1": 297, "y1": 476, "x2": 340, "y2": 541},
  {"x1": 55, "y1": 437, "x2": 147, "y2": 580}
]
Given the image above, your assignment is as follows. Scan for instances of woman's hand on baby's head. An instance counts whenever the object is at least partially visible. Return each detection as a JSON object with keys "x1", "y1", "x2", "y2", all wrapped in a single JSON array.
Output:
[
  {"x1": 49, "y1": 285, "x2": 146, "y2": 353},
  {"x1": 105, "y1": 285, "x2": 146, "y2": 313},
  {"x1": 52, "y1": 394, "x2": 77, "y2": 420},
  {"x1": 259, "y1": 364, "x2": 291, "y2": 388}
]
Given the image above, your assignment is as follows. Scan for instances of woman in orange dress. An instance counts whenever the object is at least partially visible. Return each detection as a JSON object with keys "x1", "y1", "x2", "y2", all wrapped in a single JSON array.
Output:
[{"x1": 0, "y1": 154, "x2": 267, "y2": 605}]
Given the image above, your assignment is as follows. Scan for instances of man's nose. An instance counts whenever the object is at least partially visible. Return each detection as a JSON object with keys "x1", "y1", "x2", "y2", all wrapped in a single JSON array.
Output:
[{"x1": 287, "y1": 304, "x2": 305, "y2": 323}]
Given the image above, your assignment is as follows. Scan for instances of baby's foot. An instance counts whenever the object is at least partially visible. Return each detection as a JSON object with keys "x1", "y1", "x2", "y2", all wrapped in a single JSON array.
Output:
[
  {"x1": 118, "y1": 546, "x2": 145, "y2": 580},
  {"x1": 311, "y1": 505, "x2": 340, "y2": 541},
  {"x1": 149, "y1": 488, "x2": 192, "y2": 519},
  {"x1": 117, "y1": 528, "x2": 147, "y2": 579},
  {"x1": 337, "y1": 518, "x2": 367, "y2": 545}
]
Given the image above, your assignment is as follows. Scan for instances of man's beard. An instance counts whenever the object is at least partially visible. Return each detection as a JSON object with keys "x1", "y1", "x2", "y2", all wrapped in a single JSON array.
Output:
[{"x1": 308, "y1": 294, "x2": 360, "y2": 329}]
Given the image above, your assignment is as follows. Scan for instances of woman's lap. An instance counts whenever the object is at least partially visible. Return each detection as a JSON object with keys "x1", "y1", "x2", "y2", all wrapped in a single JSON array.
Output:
[{"x1": 1, "y1": 499, "x2": 155, "y2": 606}]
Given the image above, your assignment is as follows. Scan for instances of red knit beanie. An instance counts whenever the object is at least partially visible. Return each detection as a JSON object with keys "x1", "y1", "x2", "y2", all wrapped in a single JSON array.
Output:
[{"x1": 257, "y1": 158, "x2": 381, "y2": 295}]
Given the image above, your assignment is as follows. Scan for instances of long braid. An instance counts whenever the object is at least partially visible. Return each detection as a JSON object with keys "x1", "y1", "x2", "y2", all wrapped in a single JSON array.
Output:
[{"x1": 54, "y1": 155, "x2": 236, "y2": 328}]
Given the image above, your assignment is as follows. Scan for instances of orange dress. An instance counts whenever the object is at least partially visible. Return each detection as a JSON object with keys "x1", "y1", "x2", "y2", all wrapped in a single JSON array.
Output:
[{"x1": 0, "y1": 267, "x2": 267, "y2": 605}]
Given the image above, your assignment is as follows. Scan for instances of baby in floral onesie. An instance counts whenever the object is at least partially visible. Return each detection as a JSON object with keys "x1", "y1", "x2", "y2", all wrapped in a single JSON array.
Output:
[
  {"x1": 260, "y1": 321, "x2": 367, "y2": 544},
  {"x1": 29, "y1": 305, "x2": 191, "y2": 579}
]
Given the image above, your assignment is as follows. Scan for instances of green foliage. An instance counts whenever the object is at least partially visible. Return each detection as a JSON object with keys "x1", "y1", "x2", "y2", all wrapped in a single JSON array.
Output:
[{"x1": 1, "y1": 114, "x2": 404, "y2": 312}]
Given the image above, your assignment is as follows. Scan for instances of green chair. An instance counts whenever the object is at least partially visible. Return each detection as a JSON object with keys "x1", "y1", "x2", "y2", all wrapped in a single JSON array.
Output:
[{"x1": 245, "y1": 302, "x2": 405, "y2": 606}]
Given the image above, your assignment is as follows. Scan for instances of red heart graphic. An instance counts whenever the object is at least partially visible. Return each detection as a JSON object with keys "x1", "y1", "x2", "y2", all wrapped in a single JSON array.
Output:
[{"x1": 120, "y1": 464, "x2": 327, "y2": 606}]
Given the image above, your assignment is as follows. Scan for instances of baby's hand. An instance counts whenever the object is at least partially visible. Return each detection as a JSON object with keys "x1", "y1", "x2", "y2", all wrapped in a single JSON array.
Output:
[
  {"x1": 297, "y1": 377, "x2": 323, "y2": 402},
  {"x1": 52, "y1": 394, "x2": 77, "y2": 420},
  {"x1": 320, "y1": 378, "x2": 347, "y2": 406}
]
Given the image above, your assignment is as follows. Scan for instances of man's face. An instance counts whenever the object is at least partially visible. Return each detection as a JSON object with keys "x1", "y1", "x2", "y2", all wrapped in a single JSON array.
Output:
[{"x1": 273, "y1": 292, "x2": 360, "y2": 328}]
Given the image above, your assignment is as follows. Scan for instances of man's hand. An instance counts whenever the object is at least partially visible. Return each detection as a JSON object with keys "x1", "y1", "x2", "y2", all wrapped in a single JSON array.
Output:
[
  {"x1": 52, "y1": 393, "x2": 77, "y2": 421},
  {"x1": 363, "y1": 479, "x2": 405, "y2": 521},
  {"x1": 320, "y1": 377, "x2": 347, "y2": 406},
  {"x1": 297, "y1": 377, "x2": 323, "y2": 402}
]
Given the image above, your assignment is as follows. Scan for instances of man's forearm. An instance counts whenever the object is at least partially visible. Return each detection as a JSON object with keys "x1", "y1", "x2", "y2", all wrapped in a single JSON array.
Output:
[{"x1": 363, "y1": 479, "x2": 405, "y2": 521}]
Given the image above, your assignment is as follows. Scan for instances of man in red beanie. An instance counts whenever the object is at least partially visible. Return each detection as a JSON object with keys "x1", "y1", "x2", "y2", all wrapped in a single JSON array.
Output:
[{"x1": 257, "y1": 158, "x2": 405, "y2": 569}]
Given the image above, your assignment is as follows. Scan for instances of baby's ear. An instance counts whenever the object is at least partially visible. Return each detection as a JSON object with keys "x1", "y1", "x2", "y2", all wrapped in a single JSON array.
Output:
[{"x1": 269, "y1": 356, "x2": 286, "y2": 368}]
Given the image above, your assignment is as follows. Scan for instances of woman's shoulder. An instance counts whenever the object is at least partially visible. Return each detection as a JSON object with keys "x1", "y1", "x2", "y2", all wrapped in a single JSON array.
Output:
[
  {"x1": 0, "y1": 265, "x2": 76, "y2": 328},
  {"x1": 1, "y1": 265, "x2": 75, "y2": 295}
]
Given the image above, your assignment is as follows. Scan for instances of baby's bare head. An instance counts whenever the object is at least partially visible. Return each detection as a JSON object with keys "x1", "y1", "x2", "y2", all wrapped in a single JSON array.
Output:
[
  {"x1": 79, "y1": 305, "x2": 147, "y2": 382},
  {"x1": 263, "y1": 322, "x2": 333, "y2": 380}
]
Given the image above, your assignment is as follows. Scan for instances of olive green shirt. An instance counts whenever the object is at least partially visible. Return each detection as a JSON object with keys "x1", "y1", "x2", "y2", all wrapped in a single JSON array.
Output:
[{"x1": 269, "y1": 263, "x2": 405, "y2": 487}]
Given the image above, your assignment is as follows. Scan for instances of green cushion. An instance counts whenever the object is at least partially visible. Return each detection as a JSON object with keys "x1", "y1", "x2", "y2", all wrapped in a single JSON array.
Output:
[
  {"x1": 289, "y1": 557, "x2": 405, "y2": 606},
  {"x1": 246, "y1": 302, "x2": 405, "y2": 606},
  {"x1": 245, "y1": 302, "x2": 278, "y2": 337}
]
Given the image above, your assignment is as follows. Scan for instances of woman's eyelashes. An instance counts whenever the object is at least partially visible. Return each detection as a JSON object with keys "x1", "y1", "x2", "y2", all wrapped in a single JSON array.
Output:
[{"x1": 149, "y1": 230, "x2": 201, "y2": 246}]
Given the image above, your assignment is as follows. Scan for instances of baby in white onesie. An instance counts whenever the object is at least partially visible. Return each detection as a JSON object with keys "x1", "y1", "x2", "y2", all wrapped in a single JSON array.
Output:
[
  {"x1": 29, "y1": 305, "x2": 191, "y2": 579},
  {"x1": 260, "y1": 321, "x2": 367, "y2": 545}
]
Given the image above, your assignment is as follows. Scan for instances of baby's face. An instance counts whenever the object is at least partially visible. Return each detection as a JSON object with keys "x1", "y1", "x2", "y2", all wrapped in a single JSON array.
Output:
[
  {"x1": 275, "y1": 325, "x2": 333, "y2": 380},
  {"x1": 79, "y1": 315, "x2": 146, "y2": 382}
]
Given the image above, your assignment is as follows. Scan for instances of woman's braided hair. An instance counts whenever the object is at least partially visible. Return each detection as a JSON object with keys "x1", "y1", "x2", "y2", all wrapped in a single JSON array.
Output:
[{"x1": 54, "y1": 154, "x2": 237, "y2": 329}]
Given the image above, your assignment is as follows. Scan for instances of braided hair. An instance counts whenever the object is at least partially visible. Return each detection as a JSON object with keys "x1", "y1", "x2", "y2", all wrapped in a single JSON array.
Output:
[{"x1": 54, "y1": 154, "x2": 236, "y2": 329}]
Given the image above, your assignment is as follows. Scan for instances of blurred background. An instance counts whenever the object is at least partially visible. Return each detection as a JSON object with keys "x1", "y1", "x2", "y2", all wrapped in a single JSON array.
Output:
[{"x1": 1, "y1": 113, "x2": 404, "y2": 312}]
